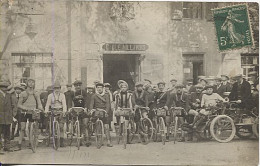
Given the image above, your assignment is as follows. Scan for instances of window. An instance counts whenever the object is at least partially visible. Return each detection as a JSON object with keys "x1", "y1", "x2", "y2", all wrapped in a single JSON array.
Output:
[
  {"x1": 183, "y1": 2, "x2": 202, "y2": 19},
  {"x1": 205, "y1": 2, "x2": 219, "y2": 21},
  {"x1": 241, "y1": 54, "x2": 259, "y2": 80},
  {"x1": 12, "y1": 53, "x2": 53, "y2": 90}
]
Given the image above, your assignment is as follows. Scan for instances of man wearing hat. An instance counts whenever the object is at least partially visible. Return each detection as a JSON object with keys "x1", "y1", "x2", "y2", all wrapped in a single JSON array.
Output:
[
  {"x1": 0, "y1": 81, "x2": 17, "y2": 153},
  {"x1": 64, "y1": 83, "x2": 74, "y2": 110},
  {"x1": 229, "y1": 74, "x2": 252, "y2": 111},
  {"x1": 114, "y1": 80, "x2": 133, "y2": 144},
  {"x1": 45, "y1": 82, "x2": 67, "y2": 147},
  {"x1": 72, "y1": 80, "x2": 91, "y2": 147},
  {"x1": 20, "y1": 83, "x2": 27, "y2": 91},
  {"x1": 166, "y1": 83, "x2": 190, "y2": 142},
  {"x1": 104, "y1": 83, "x2": 114, "y2": 131},
  {"x1": 216, "y1": 75, "x2": 232, "y2": 97},
  {"x1": 17, "y1": 77, "x2": 43, "y2": 150},
  {"x1": 90, "y1": 83, "x2": 113, "y2": 147}
]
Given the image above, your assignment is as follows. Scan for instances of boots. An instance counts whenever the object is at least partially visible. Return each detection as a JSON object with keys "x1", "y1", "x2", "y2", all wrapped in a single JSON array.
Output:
[
  {"x1": 105, "y1": 124, "x2": 113, "y2": 147},
  {"x1": 127, "y1": 129, "x2": 132, "y2": 144},
  {"x1": 193, "y1": 115, "x2": 205, "y2": 130},
  {"x1": 85, "y1": 136, "x2": 91, "y2": 147},
  {"x1": 115, "y1": 125, "x2": 120, "y2": 144},
  {"x1": 60, "y1": 138, "x2": 65, "y2": 147},
  {"x1": 187, "y1": 132, "x2": 193, "y2": 141}
]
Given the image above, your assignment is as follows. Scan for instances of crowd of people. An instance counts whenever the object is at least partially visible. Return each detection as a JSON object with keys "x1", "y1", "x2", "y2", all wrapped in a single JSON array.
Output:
[{"x1": 0, "y1": 71, "x2": 258, "y2": 153}]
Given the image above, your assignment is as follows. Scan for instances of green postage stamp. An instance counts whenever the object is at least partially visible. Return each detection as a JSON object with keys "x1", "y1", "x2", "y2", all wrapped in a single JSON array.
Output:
[{"x1": 213, "y1": 4, "x2": 253, "y2": 51}]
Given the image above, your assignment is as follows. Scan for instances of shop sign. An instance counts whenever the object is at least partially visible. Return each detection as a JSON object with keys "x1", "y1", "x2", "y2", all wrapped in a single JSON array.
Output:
[{"x1": 102, "y1": 43, "x2": 148, "y2": 51}]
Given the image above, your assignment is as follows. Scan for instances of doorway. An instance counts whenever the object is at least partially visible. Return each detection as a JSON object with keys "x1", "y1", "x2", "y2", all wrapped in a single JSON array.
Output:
[
  {"x1": 103, "y1": 54, "x2": 140, "y2": 91},
  {"x1": 183, "y1": 54, "x2": 204, "y2": 84}
]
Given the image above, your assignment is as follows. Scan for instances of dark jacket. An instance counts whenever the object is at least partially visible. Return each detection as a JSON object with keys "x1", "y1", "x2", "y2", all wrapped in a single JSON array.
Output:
[
  {"x1": 216, "y1": 82, "x2": 232, "y2": 97},
  {"x1": 190, "y1": 92, "x2": 203, "y2": 109},
  {"x1": 132, "y1": 90, "x2": 148, "y2": 107},
  {"x1": 65, "y1": 90, "x2": 74, "y2": 109},
  {"x1": 90, "y1": 93, "x2": 110, "y2": 113},
  {"x1": 166, "y1": 92, "x2": 190, "y2": 111},
  {"x1": 229, "y1": 79, "x2": 251, "y2": 102},
  {"x1": 154, "y1": 91, "x2": 168, "y2": 108},
  {"x1": 0, "y1": 90, "x2": 16, "y2": 124},
  {"x1": 73, "y1": 90, "x2": 87, "y2": 108}
]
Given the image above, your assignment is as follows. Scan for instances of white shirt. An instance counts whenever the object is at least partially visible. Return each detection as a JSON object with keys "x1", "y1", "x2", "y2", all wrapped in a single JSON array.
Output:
[
  {"x1": 201, "y1": 93, "x2": 224, "y2": 107},
  {"x1": 45, "y1": 92, "x2": 67, "y2": 113}
]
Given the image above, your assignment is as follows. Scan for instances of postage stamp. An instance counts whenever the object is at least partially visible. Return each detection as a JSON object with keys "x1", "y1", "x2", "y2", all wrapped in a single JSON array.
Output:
[{"x1": 213, "y1": 4, "x2": 254, "y2": 51}]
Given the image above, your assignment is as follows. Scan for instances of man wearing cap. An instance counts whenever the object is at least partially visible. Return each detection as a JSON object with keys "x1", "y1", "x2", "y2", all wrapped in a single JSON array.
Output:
[
  {"x1": 20, "y1": 83, "x2": 27, "y2": 91},
  {"x1": 64, "y1": 83, "x2": 74, "y2": 110},
  {"x1": 166, "y1": 83, "x2": 190, "y2": 142},
  {"x1": 104, "y1": 83, "x2": 114, "y2": 131},
  {"x1": 216, "y1": 75, "x2": 232, "y2": 97},
  {"x1": 0, "y1": 81, "x2": 17, "y2": 153},
  {"x1": 72, "y1": 80, "x2": 91, "y2": 147},
  {"x1": 132, "y1": 82, "x2": 149, "y2": 144},
  {"x1": 45, "y1": 82, "x2": 67, "y2": 147},
  {"x1": 90, "y1": 83, "x2": 113, "y2": 147},
  {"x1": 10, "y1": 85, "x2": 24, "y2": 139},
  {"x1": 168, "y1": 79, "x2": 177, "y2": 93},
  {"x1": 114, "y1": 80, "x2": 133, "y2": 144},
  {"x1": 17, "y1": 77, "x2": 43, "y2": 150},
  {"x1": 229, "y1": 74, "x2": 252, "y2": 111}
]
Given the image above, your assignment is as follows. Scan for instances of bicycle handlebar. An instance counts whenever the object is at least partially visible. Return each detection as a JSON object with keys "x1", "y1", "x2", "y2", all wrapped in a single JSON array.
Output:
[{"x1": 21, "y1": 108, "x2": 42, "y2": 114}]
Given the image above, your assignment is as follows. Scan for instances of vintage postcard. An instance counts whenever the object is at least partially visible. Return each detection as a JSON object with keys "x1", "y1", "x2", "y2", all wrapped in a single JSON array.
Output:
[{"x1": 0, "y1": 0, "x2": 259, "y2": 165}]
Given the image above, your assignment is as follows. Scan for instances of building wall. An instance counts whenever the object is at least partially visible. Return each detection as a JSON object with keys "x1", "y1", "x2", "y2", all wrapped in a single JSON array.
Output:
[{"x1": 0, "y1": 1, "x2": 257, "y2": 90}]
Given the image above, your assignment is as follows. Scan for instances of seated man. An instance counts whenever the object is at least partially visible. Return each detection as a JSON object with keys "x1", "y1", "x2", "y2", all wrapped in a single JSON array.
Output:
[
  {"x1": 192, "y1": 85, "x2": 225, "y2": 129},
  {"x1": 90, "y1": 83, "x2": 113, "y2": 147}
]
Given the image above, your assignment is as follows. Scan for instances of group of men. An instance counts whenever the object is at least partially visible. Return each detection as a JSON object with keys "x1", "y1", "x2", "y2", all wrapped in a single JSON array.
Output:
[{"x1": 0, "y1": 72, "x2": 258, "y2": 153}]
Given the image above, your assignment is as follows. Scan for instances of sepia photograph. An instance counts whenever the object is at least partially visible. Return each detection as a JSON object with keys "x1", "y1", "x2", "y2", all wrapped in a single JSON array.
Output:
[{"x1": 0, "y1": 0, "x2": 259, "y2": 165}]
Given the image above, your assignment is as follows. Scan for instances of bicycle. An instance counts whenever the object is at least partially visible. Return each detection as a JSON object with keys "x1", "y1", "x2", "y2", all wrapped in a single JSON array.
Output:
[
  {"x1": 169, "y1": 107, "x2": 186, "y2": 144},
  {"x1": 21, "y1": 108, "x2": 42, "y2": 153},
  {"x1": 135, "y1": 106, "x2": 154, "y2": 144},
  {"x1": 67, "y1": 107, "x2": 86, "y2": 150},
  {"x1": 45, "y1": 108, "x2": 64, "y2": 150},
  {"x1": 90, "y1": 108, "x2": 108, "y2": 149},
  {"x1": 115, "y1": 108, "x2": 135, "y2": 149},
  {"x1": 152, "y1": 107, "x2": 167, "y2": 145}
]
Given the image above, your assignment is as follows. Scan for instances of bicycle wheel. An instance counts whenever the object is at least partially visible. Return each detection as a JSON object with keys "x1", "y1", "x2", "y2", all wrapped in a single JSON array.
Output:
[
  {"x1": 173, "y1": 116, "x2": 178, "y2": 144},
  {"x1": 210, "y1": 115, "x2": 236, "y2": 143},
  {"x1": 122, "y1": 121, "x2": 127, "y2": 149},
  {"x1": 252, "y1": 117, "x2": 259, "y2": 138},
  {"x1": 235, "y1": 125, "x2": 253, "y2": 139},
  {"x1": 75, "y1": 121, "x2": 80, "y2": 150},
  {"x1": 46, "y1": 118, "x2": 52, "y2": 147},
  {"x1": 152, "y1": 118, "x2": 158, "y2": 142},
  {"x1": 141, "y1": 118, "x2": 154, "y2": 143},
  {"x1": 67, "y1": 121, "x2": 73, "y2": 146},
  {"x1": 95, "y1": 120, "x2": 104, "y2": 149},
  {"x1": 128, "y1": 119, "x2": 136, "y2": 143},
  {"x1": 159, "y1": 117, "x2": 166, "y2": 145},
  {"x1": 30, "y1": 122, "x2": 38, "y2": 153},
  {"x1": 53, "y1": 121, "x2": 60, "y2": 150}
]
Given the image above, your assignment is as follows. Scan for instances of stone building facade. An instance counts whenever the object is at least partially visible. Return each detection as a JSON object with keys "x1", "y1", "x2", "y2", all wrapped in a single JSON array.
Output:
[{"x1": 0, "y1": 1, "x2": 258, "y2": 91}]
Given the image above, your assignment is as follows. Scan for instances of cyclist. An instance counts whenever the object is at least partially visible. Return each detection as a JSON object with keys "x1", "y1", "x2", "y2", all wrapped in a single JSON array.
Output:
[
  {"x1": 114, "y1": 80, "x2": 133, "y2": 144},
  {"x1": 90, "y1": 83, "x2": 113, "y2": 147},
  {"x1": 17, "y1": 77, "x2": 43, "y2": 151},
  {"x1": 166, "y1": 83, "x2": 190, "y2": 142},
  {"x1": 154, "y1": 81, "x2": 170, "y2": 141},
  {"x1": 64, "y1": 83, "x2": 74, "y2": 110},
  {"x1": 72, "y1": 80, "x2": 91, "y2": 147},
  {"x1": 132, "y1": 82, "x2": 149, "y2": 144},
  {"x1": 45, "y1": 82, "x2": 67, "y2": 147}
]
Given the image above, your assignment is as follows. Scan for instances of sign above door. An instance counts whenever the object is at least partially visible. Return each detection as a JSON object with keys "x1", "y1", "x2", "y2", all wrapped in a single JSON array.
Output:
[{"x1": 102, "y1": 43, "x2": 148, "y2": 51}]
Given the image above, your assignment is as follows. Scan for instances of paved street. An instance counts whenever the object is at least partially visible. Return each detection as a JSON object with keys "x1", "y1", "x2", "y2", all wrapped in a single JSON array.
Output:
[{"x1": 1, "y1": 137, "x2": 258, "y2": 165}]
